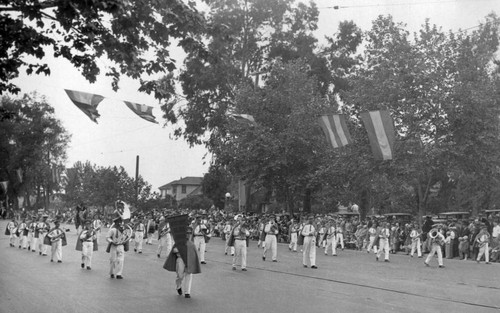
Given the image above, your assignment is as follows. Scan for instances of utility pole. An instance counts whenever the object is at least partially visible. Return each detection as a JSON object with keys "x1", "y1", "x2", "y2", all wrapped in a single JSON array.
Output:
[{"x1": 135, "y1": 155, "x2": 139, "y2": 211}]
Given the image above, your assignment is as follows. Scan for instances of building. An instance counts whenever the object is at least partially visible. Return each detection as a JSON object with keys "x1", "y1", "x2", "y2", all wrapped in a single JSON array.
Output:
[{"x1": 158, "y1": 177, "x2": 203, "y2": 201}]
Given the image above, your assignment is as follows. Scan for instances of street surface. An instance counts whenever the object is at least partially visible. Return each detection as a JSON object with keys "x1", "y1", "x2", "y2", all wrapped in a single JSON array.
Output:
[{"x1": 0, "y1": 220, "x2": 498, "y2": 313}]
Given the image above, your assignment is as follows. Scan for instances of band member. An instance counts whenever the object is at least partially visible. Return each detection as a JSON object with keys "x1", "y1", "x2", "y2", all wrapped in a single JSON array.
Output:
[
  {"x1": 335, "y1": 221, "x2": 345, "y2": 251},
  {"x1": 223, "y1": 220, "x2": 235, "y2": 256},
  {"x1": 157, "y1": 216, "x2": 174, "y2": 258},
  {"x1": 367, "y1": 222, "x2": 379, "y2": 253},
  {"x1": 6, "y1": 217, "x2": 18, "y2": 247},
  {"x1": 376, "y1": 222, "x2": 390, "y2": 262},
  {"x1": 424, "y1": 225, "x2": 445, "y2": 268},
  {"x1": 27, "y1": 216, "x2": 37, "y2": 252},
  {"x1": 146, "y1": 216, "x2": 156, "y2": 245},
  {"x1": 164, "y1": 226, "x2": 201, "y2": 298},
  {"x1": 324, "y1": 219, "x2": 337, "y2": 256},
  {"x1": 410, "y1": 224, "x2": 422, "y2": 258},
  {"x1": 230, "y1": 215, "x2": 250, "y2": 271},
  {"x1": 288, "y1": 219, "x2": 299, "y2": 252},
  {"x1": 301, "y1": 215, "x2": 318, "y2": 268},
  {"x1": 92, "y1": 214, "x2": 102, "y2": 237},
  {"x1": 76, "y1": 219, "x2": 98, "y2": 270},
  {"x1": 476, "y1": 225, "x2": 491, "y2": 264},
  {"x1": 106, "y1": 216, "x2": 132, "y2": 279},
  {"x1": 133, "y1": 218, "x2": 146, "y2": 253},
  {"x1": 263, "y1": 215, "x2": 278, "y2": 262},
  {"x1": 46, "y1": 220, "x2": 67, "y2": 263},
  {"x1": 17, "y1": 218, "x2": 28, "y2": 249},
  {"x1": 192, "y1": 216, "x2": 207, "y2": 264},
  {"x1": 35, "y1": 215, "x2": 50, "y2": 256}
]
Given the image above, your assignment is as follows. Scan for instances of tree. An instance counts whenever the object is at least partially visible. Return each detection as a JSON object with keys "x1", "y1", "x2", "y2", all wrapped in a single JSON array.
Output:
[
  {"x1": 341, "y1": 14, "x2": 500, "y2": 220},
  {"x1": 0, "y1": 93, "x2": 70, "y2": 210},
  {"x1": 0, "y1": 0, "x2": 207, "y2": 95},
  {"x1": 202, "y1": 165, "x2": 231, "y2": 209}
]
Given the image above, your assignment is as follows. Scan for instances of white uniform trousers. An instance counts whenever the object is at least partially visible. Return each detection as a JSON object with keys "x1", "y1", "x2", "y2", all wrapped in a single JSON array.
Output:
[
  {"x1": 263, "y1": 234, "x2": 277, "y2": 260},
  {"x1": 289, "y1": 233, "x2": 298, "y2": 251},
  {"x1": 233, "y1": 239, "x2": 247, "y2": 269},
  {"x1": 425, "y1": 243, "x2": 443, "y2": 266},
  {"x1": 302, "y1": 236, "x2": 316, "y2": 266},
  {"x1": 176, "y1": 257, "x2": 193, "y2": 294},
  {"x1": 477, "y1": 243, "x2": 489, "y2": 263},
  {"x1": 193, "y1": 236, "x2": 206, "y2": 262},
  {"x1": 9, "y1": 232, "x2": 17, "y2": 246},
  {"x1": 82, "y1": 241, "x2": 94, "y2": 267},
  {"x1": 18, "y1": 235, "x2": 28, "y2": 249},
  {"x1": 50, "y1": 240, "x2": 62, "y2": 261},
  {"x1": 325, "y1": 236, "x2": 337, "y2": 255},
  {"x1": 146, "y1": 232, "x2": 154, "y2": 245},
  {"x1": 410, "y1": 239, "x2": 422, "y2": 257},
  {"x1": 225, "y1": 235, "x2": 235, "y2": 255},
  {"x1": 157, "y1": 234, "x2": 173, "y2": 257},
  {"x1": 109, "y1": 244, "x2": 125, "y2": 276},
  {"x1": 37, "y1": 234, "x2": 48, "y2": 255},
  {"x1": 134, "y1": 231, "x2": 144, "y2": 252},
  {"x1": 367, "y1": 236, "x2": 378, "y2": 253},
  {"x1": 27, "y1": 232, "x2": 35, "y2": 251},
  {"x1": 377, "y1": 238, "x2": 390, "y2": 260},
  {"x1": 336, "y1": 233, "x2": 345, "y2": 249}
]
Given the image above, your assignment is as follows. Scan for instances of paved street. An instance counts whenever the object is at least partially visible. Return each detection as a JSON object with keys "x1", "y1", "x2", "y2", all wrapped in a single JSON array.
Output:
[{"x1": 0, "y1": 220, "x2": 499, "y2": 313}]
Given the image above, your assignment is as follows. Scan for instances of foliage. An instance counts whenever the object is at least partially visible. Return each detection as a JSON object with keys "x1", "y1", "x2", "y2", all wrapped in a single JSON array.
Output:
[
  {"x1": 0, "y1": 0, "x2": 207, "y2": 95},
  {"x1": 202, "y1": 165, "x2": 231, "y2": 209},
  {"x1": 0, "y1": 93, "x2": 70, "y2": 209},
  {"x1": 178, "y1": 194, "x2": 213, "y2": 211}
]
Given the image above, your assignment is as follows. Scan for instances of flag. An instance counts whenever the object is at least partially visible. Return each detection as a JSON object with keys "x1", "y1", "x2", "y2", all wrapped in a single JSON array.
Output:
[
  {"x1": 361, "y1": 110, "x2": 396, "y2": 160},
  {"x1": 16, "y1": 168, "x2": 23, "y2": 183},
  {"x1": 228, "y1": 113, "x2": 256, "y2": 126},
  {"x1": 51, "y1": 167, "x2": 60, "y2": 184},
  {"x1": 0, "y1": 181, "x2": 8, "y2": 193},
  {"x1": 64, "y1": 89, "x2": 104, "y2": 123},
  {"x1": 123, "y1": 101, "x2": 158, "y2": 124},
  {"x1": 318, "y1": 114, "x2": 353, "y2": 148}
]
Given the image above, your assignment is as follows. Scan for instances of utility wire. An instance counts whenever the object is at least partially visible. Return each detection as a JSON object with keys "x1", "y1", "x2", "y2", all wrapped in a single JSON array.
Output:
[{"x1": 319, "y1": 0, "x2": 495, "y2": 10}]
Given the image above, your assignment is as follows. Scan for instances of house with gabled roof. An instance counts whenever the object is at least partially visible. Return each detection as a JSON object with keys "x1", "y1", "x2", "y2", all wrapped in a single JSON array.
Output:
[{"x1": 158, "y1": 176, "x2": 203, "y2": 201}]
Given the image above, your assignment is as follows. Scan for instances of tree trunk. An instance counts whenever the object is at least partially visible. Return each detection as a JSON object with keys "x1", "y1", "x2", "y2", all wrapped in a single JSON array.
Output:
[
  {"x1": 359, "y1": 188, "x2": 369, "y2": 221},
  {"x1": 302, "y1": 188, "x2": 311, "y2": 213}
]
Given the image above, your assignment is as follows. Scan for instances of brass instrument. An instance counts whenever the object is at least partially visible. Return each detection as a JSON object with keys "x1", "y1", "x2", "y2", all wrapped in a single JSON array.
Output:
[
  {"x1": 50, "y1": 230, "x2": 65, "y2": 243},
  {"x1": 114, "y1": 224, "x2": 133, "y2": 245},
  {"x1": 159, "y1": 224, "x2": 170, "y2": 238}
]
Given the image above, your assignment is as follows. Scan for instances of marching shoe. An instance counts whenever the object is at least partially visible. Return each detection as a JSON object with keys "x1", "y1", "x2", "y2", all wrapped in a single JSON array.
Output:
[
  {"x1": 51, "y1": 259, "x2": 54, "y2": 262},
  {"x1": 262, "y1": 256, "x2": 265, "y2": 261},
  {"x1": 39, "y1": 252, "x2": 42, "y2": 255},
  {"x1": 272, "y1": 260, "x2": 277, "y2": 262},
  {"x1": 376, "y1": 257, "x2": 379, "y2": 261},
  {"x1": 110, "y1": 274, "x2": 115, "y2": 278},
  {"x1": 311, "y1": 265, "x2": 318, "y2": 269},
  {"x1": 81, "y1": 263, "x2": 85, "y2": 269},
  {"x1": 225, "y1": 252, "x2": 227, "y2": 255},
  {"x1": 424, "y1": 262, "x2": 429, "y2": 267},
  {"x1": 384, "y1": 259, "x2": 390, "y2": 263},
  {"x1": 157, "y1": 254, "x2": 160, "y2": 258},
  {"x1": 231, "y1": 254, "x2": 234, "y2": 256},
  {"x1": 303, "y1": 265, "x2": 308, "y2": 268},
  {"x1": 184, "y1": 294, "x2": 191, "y2": 298},
  {"x1": 86, "y1": 267, "x2": 91, "y2": 270},
  {"x1": 438, "y1": 265, "x2": 445, "y2": 268},
  {"x1": 201, "y1": 261, "x2": 206, "y2": 264},
  {"x1": 242, "y1": 268, "x2": 247, "y2": 271},
  {"x1": 116, "y1": 275, "x2": 123, "y2": 279},
  {"x1": 57, "y1": 260, "x2": 62, "y2": 263},
  {"x1": 232, "y1": 266, "x2": 236, "y2": 271},
  {"x1": 177, "y1": 288, "x2": 183, "y2": 295}
]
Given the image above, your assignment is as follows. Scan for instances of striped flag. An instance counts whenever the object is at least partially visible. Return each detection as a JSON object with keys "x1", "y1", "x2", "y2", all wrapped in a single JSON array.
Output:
[
  {"x1": 124, "y1": 101, "x2": 158, "y2": 124},
  {"x1": 51, "y1": 167, "x2": 60, "y2": 184},
  {"x1": 64, "y1": 89, "x2": 104, "y2": 123},
  {"x1": 361, "y1": 110, "x2": 396, "y2": 160},
  {"x1": 0, "y1": 181, "x2": 8, "y2": 193},
  {"x1": 318, "y1": 114, "x2": 352, "y2": 149},
  {"x1": 228, "y1": 113, "x2": 256, "y2": 126}
]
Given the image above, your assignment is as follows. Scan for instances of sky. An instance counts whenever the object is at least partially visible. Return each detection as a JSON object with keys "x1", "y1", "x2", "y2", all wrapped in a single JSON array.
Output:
[{"x1": 9, "y1": 0, "x2": 500, "y2": 192}]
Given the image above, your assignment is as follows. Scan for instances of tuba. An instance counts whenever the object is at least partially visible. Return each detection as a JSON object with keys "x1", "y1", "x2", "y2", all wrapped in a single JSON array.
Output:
[{"x1": 115, "y1": 224, "x2": 133, "y2": 245}]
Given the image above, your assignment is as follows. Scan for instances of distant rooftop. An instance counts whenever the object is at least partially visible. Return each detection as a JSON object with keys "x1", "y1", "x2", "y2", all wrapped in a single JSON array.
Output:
[{"x1": 159, "y1": 176, "x2": 203, "y2": 190}]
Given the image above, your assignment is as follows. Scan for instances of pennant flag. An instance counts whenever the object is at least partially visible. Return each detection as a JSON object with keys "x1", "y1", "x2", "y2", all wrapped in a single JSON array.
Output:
[
  {"x1": 318, "y1": 114, "x2": 353, "y2": 149},
  {"x1": 123, "y1": 101, "x2": 158, "y2": 124},
  {"x1": 0, "y1": 181, "x2": 8, "y2": 193},
  {"x1": 64, "y1": 89, "x2": 104, "y2": 123},
  {"x1": 51, "y1": 167, "x2": 60, "y2": 184},
  {"x1": 361, "y1": 110, "x2": 396, "y2": 160},
  {"x1": 16, "y1": 168, "x2": 23, "y2": 183}
]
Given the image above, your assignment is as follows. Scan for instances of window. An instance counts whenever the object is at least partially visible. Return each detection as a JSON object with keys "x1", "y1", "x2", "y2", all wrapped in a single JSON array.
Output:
[
  {"x1": 172, "y1": 186, "x2": 177, "y2": 194},
  {"x1": 182, "y1": 185, "x2": 187, "y2": 194}
]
